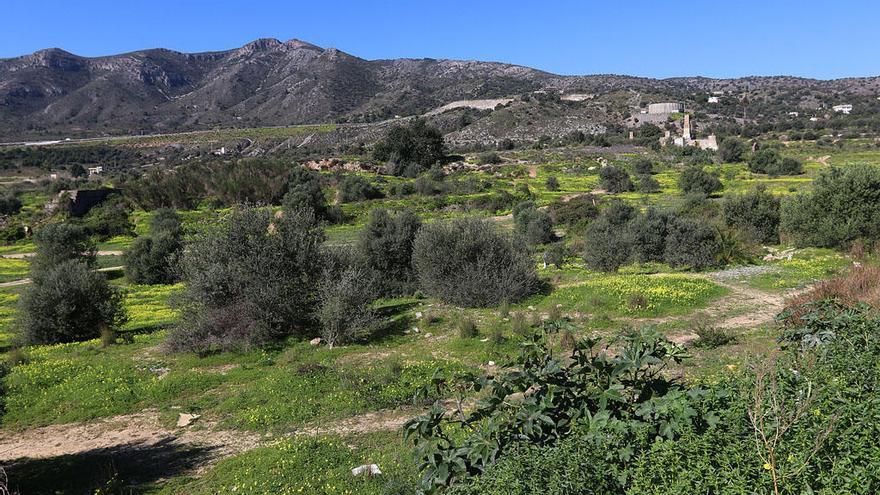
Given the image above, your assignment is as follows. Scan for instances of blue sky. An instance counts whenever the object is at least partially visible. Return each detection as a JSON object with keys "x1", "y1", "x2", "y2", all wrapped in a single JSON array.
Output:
[{"x1": 3, "y1": 0, "x2": 878, "y2": 79}]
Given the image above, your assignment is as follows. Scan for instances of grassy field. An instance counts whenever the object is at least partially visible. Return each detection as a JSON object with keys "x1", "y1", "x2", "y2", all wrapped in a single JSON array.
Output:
[{"x1": 0, "y1": 140, "x2": 875, "y2": 493}]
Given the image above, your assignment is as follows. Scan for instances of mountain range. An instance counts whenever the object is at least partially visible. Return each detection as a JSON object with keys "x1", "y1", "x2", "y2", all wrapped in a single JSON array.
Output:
[{"x1": 1, "y1": 38, "x2": 878, "y2": 141}]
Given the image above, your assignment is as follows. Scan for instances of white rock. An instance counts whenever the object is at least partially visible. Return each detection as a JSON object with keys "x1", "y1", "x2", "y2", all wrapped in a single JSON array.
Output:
[
  {"x1": 488, "y1": 361, "x2": 496, "y2": 366},
  {"x1": 412, "y1": 327, "x2": 420, "y2": 333},
  {"x1": 415, "y1": 312, "x2": 423, "y2": 319},
  {"x1": 177, "y1": 413, "x2": 201, "y2": 427},
  {"x1": 480, "y1": 338, "x2": 489, "y2": 342},
  {"x1": 309, "y1": 337, "x2": 322, "y2": 346},
  {"x1": 351, "y1": 464, "x2": 382, "y2": 477},
  {"x1": 528, "y1": 306, "x2": 536, "y2": 311},
  {"x1": 424, "y1": 333, "x2": 433, "y2": 338}
]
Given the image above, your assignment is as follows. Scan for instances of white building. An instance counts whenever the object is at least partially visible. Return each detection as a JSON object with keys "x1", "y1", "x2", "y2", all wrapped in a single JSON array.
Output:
[
  {"x1": 832, "y1": 104, "x2": 853, "y2": 114},
  {"x1": 788, "y1": 111, "x2": 799, "y2": 117},
  {"x1": 647, "y1": 102, "x2": 683, "y2": 114},
  {"x1": 87, "y1": 166, "x2": 103, "y2": 176},
  {"x1": 707, "y1": 96, "x2": 720, "y2": 104}
]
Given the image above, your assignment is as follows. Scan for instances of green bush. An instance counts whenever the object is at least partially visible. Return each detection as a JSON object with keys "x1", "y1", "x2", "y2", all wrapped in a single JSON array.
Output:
[
  {"x1": 167, "y1": 205, "x2": 325, "y2": 353},
  {"x1": 374, "y1": 119, "x2": 445, "y2": 176},
  {"x1": 663, "y1": 217, "x2": 720, "y2": 270},
  {"x1": 316, "y1": 264, "x2": 378, "y2": 347},
  {"x1": 545, "y1": 176, "x2": 560, "y2": 191},
  {"x1": 30, "y1": 222, "x2": 96, "y2": 275},
  {"x1": 337, "y1": 174, "x2": 384, "y2": 203},
  {"x1": 781, "y1": 165, "x2": 880, "y2": 247},
  {"x1": 678, "y1": 166, "x2": 723, "y2": 196},
  {"x1": 718, "y1": 137, "x2": 747, "y2": 163},
  {"x1": 748, "y1": 148, "x2": 803, "y2": 175},
  {"x1": 18, "y1": 260, "x2": 127, "y2": 345},
  {"x1": 0, "y1": 193, "x2": 22, "y2": 215},
  {"x1": 582, "y1": 202, "x2": 636, "y2": 272},
  {"x1": 412, "y1": 218, "x2": 539, "y2": 307},
  {"x1": 124, "y1": 208, "x2": 183, "y2": 285},
  {"x1": 514, "y1": 203, "x2": 555, "y2": 245},
  {"x1": 723, "y1": 185, "x2": 781, "y2": 244},
  {"x1": 599, "y1": 165, "x2": 634, "y2": 194},
  {"x1": 628, "y1": 207, "x2": 671, "y2": 263},
  {"x1": 357, "y1": 208, "x2": 422, "y2": 296}
]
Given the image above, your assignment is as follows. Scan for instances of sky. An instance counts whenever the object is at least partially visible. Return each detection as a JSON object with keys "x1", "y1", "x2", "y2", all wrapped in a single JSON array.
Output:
[{"x1": 2, "y1": 0, "x2": 879, "y2": 79}]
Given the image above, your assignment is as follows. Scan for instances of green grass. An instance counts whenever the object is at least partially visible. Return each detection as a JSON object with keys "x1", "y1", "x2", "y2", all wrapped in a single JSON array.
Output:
[
  {"x1": 0, "y1": 257, "x2": 28, "y2": 282},
  {"x1": 156, "y1": 433, "x2": 415, "y2": 495},
  {"x1": 534, "y1": 273, "x2": 728, "y2": 318},
  {"x1": 745, "y1": 249, "x2": 850, "y2": 290}
]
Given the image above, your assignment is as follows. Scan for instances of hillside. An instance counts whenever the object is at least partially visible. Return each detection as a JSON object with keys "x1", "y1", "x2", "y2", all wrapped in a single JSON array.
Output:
[{"x1": 2, "y1": 38, "x2": 879, "y2": 141}]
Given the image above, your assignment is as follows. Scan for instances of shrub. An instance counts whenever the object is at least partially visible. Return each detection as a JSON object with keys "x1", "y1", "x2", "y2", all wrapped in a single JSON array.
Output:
[
  {"x1": 582, "y1": 202, "x2": 636, "y2": 272},
  {"x1": 337, "y1": 175, "x2": 383, "y2": 203},
  {"x1": 357, "y1": 208, "x2": 422, "y2": 296},
  {"x1": 664, "y1": 217, "x2": 720, "y2": 270},
  {"x1": 282, "y1": 167, "x2": 332, "y2": 221},
  {"x1": 634, "y1": 158, "x2": 654, "y2": 175},
  {"x1": 316, "y1": 265, "x2": 378, "y2": 347},
  {"x1": 598, "y1": 166, "x2": 634, "y2": 194},
  {"x1": 723, "y1": 185, "x2": 781, "y2": 244},
  {"x1": 167, "y1": 206, "x2": 325, "y2": 353},
  {"x1": 17, "y1": 259, "x2": 127, "y2": 345},
  {"x1": 718, "y1": 137, "x2": 747, "y2": 162},
  {"x1": 0, "y1": 193, "x2": 22, "y2": 215},
  {"x1": 545, "y1": 176, "x2": 560, "y2": 191},
  {"x1": 678, "y1": 166, "x2": 723, "y2": 196},
  {"x1": 627, "y1": 207, "x2": 671, "y2": 263},
  {"x1": 374, "y1": 119, "x2": 445, "y2": 176},
  {"x1": 781, "y1": 165, "x2": 880, "y2": 247},
  {"x1": 413, "y1": 218, "x2": 539, "y2": 307},
  {"x1": 456, "y1": 315, "x2": 478, "y2": 339},
  {"x1": 30, "y1": 222, "x2": 96, "y2": 275},
  {"x1": 513, "y1": 203, "x2": 554, "y2": 245},
  {"x1": 476, "y1": 152, "x2": 503, "y2": 165},
  {"x1": 692, "y1": 321, "x2": 735, "y2": 348},
  {"x1": 543, "y1": 242, "x2": 567, "y2": 269},
  {"x1": 76, "y1": 196, "x2": 134, "y2": 240},
  {"x1": 406, "y1": 328, "x2": 698, "y2": 493},
  {"x1": 748, "y1": 148, "x2": 803, "y2": 176},
  {"x1": 637, "y1": 174, "x2": 660, "y2": 193},
  {"x1": 124, "y1": 208, "x2": 183, "y2": 285},
  {"x1": 548, "y1": 195, "x2": 600, "y2": 228}
]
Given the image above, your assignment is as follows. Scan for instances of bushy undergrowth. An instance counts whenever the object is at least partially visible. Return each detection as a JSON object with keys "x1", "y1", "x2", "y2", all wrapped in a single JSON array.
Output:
[
  {"x1": 432, "y1": 301, "x2": 880, "y2": 494},
  {"x1": 167, "y1": 206, "x2": 325, "y2": 353},
  {"x1": 412, "y1": 218, "x2": 539, "y2": 307}
]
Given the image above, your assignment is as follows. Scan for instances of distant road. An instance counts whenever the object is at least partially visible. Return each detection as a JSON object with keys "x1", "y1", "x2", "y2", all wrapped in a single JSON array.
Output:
[
  {"x1": 0, "y1": 265, "x2": 124, "y2": 288},
  {"x1": 1, "y1": 250, "x2": 123, "y2": 259}
]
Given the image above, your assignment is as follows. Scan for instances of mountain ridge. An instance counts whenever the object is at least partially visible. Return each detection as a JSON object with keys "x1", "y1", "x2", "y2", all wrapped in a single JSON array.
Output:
[{"x1": 1, "y1": 39, "x2": 878, "y2": 141}]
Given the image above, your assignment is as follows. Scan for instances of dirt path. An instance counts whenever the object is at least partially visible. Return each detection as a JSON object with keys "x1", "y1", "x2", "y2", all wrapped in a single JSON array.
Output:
[
  {"x1": 1, "y1": 250, "x2": 123, "y2": 259},
  {"x1": 0, "y1": 405, "x2": 418, "y2": 476},
  {"x1": 0, "y1": 410, "x2": 262, "y2": 468},
  {"x1": 0, "y1": 266, "x2": 123, "y2": 288}
]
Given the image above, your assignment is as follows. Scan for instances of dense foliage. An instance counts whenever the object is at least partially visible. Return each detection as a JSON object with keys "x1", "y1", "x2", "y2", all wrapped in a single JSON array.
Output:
[
  {"x1": 357, "y1": 208, "x2": 423, "y2": 296},
  {"x1": 167, "y1": 206, "x2": 325, "y2": 353},
  {"x1": 723, "y1": 185, "x2": 781, "y2": 244},
  {"x1": 18, "y1": 260, "x2": 128, "y2": 345},
  {"x1": 678, "y1": 166, "x2": 723, "y2": 196},
  {"x1": 513, "y1": 202, "x2": 554, "y2": 245},
  {"x1": 412, "y1": 218, "x2": 539, "y2": 307},
  {"x1": 124, "y1": 208, "x2": 184, "y2": 285},
  {"x1": 781, "y1": 164, "x2": 880, "y2": 247},
  {"x1": 422, "y1": 301, "x2": 880, "y2": 494},
  {"x1": 598, "y1": 165, "x2": 634, "y2": 194},
  {"x1": 373, "y1": 119, "x2": 446, "y2": 177},
  {"x1": 18, "y1": 222, "x2": 125, "y2": 345}
]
